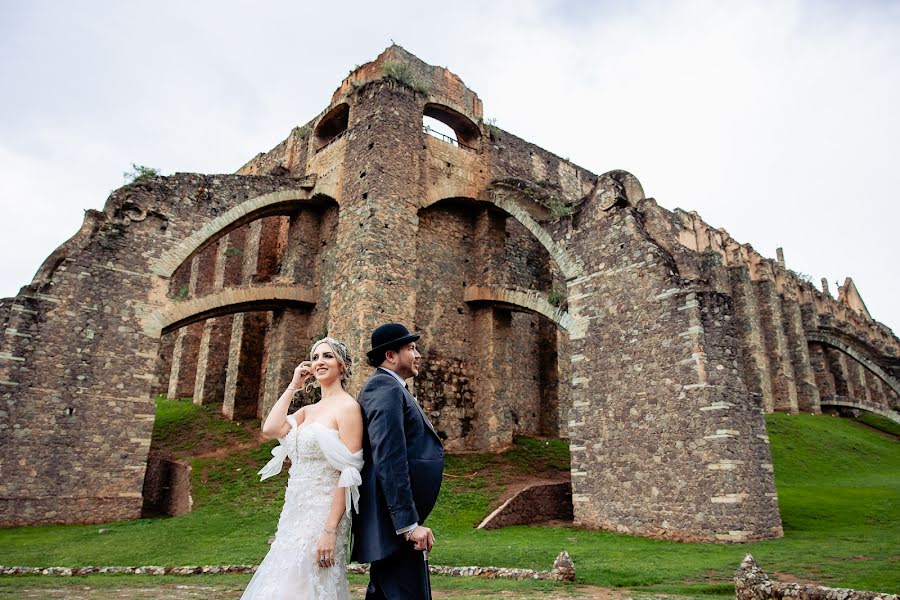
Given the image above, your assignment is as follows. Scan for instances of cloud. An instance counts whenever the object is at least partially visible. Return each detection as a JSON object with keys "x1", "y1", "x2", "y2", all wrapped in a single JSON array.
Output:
[{"x1": 0, "y1": 0, "x2": 897, "y2": 332}]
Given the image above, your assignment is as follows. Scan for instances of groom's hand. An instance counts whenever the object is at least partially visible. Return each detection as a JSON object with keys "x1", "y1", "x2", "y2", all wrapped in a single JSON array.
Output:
[{"x1": 408, "y1": 526, "x2": 434, "y2": 552}]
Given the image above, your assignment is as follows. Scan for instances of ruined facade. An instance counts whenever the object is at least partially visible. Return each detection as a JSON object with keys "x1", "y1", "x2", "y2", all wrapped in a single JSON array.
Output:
[{"x1": 2, "y1": 46, "x2": 898, "y2": 541}]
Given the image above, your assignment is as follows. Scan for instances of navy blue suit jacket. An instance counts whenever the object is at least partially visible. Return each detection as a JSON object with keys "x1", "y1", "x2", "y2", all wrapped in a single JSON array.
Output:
[{"x1": 350, "y1": 369, "x2": 444, "y2": 564}]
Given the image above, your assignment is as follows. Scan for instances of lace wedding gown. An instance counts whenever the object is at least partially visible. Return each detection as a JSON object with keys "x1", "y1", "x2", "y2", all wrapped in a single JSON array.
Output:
[{"x1": 241, "y1": 417, "x2": 363, "y2": 600}]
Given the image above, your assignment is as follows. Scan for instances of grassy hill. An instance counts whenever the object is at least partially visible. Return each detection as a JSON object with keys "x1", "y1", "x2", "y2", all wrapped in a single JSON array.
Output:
[{"x1": 1, "y1": 399, "x2": 897, "y2": 596}]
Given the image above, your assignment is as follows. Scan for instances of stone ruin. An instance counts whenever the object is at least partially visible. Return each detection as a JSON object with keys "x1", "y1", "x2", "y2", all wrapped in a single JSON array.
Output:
[
  {"x1": 734, "y1": 554, "x2": 898, "y2": 600},
  {"x1": 1, "y1": 46, "x2": 898, "y2": 542}
]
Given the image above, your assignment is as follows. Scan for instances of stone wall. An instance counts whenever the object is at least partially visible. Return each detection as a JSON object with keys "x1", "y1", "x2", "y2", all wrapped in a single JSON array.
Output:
[
  {"x1": 637, "y1": 199, "x2": 899, "y2": 419},
  {"x1": 2, "y1": 45, "x2": 897, "y2": 538},
  {"x1": 141, "y1": 451, "x2": 192, "y2": 517},
  {"x1": 477, "y1": 482, "x2": 573, "y2": 529},
  {"x1": 561, "y1": 201, "x2": 781, "y2": 542},
  {"x1": 0, "y1": 175, "x2": 307, "y2": 526}
]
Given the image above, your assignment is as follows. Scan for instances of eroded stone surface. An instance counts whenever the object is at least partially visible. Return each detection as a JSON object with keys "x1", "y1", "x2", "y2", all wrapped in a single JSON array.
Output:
[{"x1": 2, "y1": 45, "x2": 897, "y2": 542}]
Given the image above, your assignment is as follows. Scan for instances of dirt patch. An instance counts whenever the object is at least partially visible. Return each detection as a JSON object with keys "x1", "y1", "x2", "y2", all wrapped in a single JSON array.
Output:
[{"x1": 770, "y1": 572, "x2": 827, "y2": 586}]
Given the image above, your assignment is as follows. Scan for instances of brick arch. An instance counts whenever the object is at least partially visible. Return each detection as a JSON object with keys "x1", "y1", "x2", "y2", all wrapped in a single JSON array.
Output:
[
  {"x1": 141, "y1": 284, "x2": 317, "y2": 338},
  {"x1": 807, "y1": 330, "x2": 900, "y2": 397},
  {"x1": 463, "y1": 285, "x2": 574, "y2": 334},
  {"x1": 820, "y1": 396, "x2": 900, "y2": 424},
  {"x1": 419, "y1": 195, "x2": 583, "y2": 281},
  {"x1": 150, "y1": 186, "x2": 327, "y2": 278}
]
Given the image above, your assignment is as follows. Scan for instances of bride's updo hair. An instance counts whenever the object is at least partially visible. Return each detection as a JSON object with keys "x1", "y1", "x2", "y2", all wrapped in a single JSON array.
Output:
[{"x1": 307, "y1": 336, "x2": 353, "y2": 391}]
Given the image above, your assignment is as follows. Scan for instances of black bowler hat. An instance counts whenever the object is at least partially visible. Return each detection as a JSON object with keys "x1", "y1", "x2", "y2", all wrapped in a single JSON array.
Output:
[{"x1": 367, "y1": 323, "x2": 420, "y2": 364}]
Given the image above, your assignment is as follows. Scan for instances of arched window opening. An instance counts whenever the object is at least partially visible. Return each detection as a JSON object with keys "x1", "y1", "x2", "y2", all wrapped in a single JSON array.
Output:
[
  {"x1": 422, "y1": 104, "x2": 480, "y2": 151},
  {"x1": 314, "y1": 103, "x2": 349, "y2": 152},
  {"x1": 423, "y1": 115, "x2": 458, "y2": 145}
]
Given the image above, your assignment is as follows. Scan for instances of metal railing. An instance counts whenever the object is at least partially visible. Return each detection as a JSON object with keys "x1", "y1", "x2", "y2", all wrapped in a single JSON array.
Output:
[
  {"x1": 423, "y1": 126, "x2": 477, "y2": 152},
  {"x1": 315, "y1": 128, "x2": 347, "y2": 153}
]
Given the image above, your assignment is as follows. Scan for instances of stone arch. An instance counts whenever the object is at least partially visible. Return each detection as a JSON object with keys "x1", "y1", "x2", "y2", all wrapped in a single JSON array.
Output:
[
  {"x1": 463, "y1": 285, "x2": 574, "y2": 334},
  {"x1": 414, "y1": 198, "x2": 572, "y2": 451},
  {"x1": 819, "y1": 396, "x2": 900, "y2": 424},
  {"x1": 419, "y1": 194, "x2": 583, "y2": 282},
  {"x1": 142, "y1": 284, "x2": 318, "y2": 338},
  {"x1": 150, "y1": 190, "x2": 339, "y2": 422},
  {"x1": 151, "y1": 187, "x2": 325, "y2": 278},
  {"x1": 807, "y1": 330, "x2": 900, "y2": 397}
]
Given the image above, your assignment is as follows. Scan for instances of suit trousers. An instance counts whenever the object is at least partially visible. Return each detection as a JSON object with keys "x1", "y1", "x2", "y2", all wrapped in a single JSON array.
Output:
[{"x1": 366, "y1": 545, "x2": 430, "y2": 599}]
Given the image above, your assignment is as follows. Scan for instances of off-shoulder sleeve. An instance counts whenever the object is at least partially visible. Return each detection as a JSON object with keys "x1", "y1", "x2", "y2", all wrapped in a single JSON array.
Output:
[
  {"x1": 314, "y1": 426, "x2": 364, "y2": 516},
  {"x1": 257, "y1": 415, "x2": 299, "y2": 481}
]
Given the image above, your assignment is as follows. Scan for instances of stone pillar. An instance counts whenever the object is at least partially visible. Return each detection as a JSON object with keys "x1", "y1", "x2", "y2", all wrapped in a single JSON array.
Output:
[
  {"x1": 193, "y1": 233, "x2": 243, "y2": 405},
  {"x1": 753, "y1": 279, "x2": 798, "y2": 413},
  {"x1": 728, "y1": 266, "x2": 774, "y2": 410},
  {"x1": 808, "y1": 343, "x2": 836, "y2": 402},
  {"x1": 468, "y1": 307, "x2": 508, "y2": 449},
  {"x1": 556, "y1": 328, "x2": 572, "y2": 438},
  {"x1": 851, "y1": 360, "x2": 871, "y2": 403},
  {"x1": 166, "y1": 254, "x2": 206, "y2": 399},
  {"x1": 781, "y1": 291, "x2": 819, "y2": 413},
  {"x1": 825, "y1": 347, "x2": 851, "y2": 398},
  {"x1": 223, "y1": 312, "x2": 268, "y2": 419},
  {"x1": 167, "y1": 248, "x2": 216, "y2": 399},
  {"x1": 473, "y1": 207, "x2": 507, "y2": 288},
  {"x1": 260, "y1": 308, "x2": 311, "y2": 419},
  {"x1": 193, "y1": 317, "x2": 233, "y2": 405},
  {"x1": 223, "y1": 221, "x2": 268, "y2": 419},
  {"x1": 865, "y1": 369, "x2": 883, "y2": 408},
  {"x1": 167, "y1": 324, "x2": 203, "y2": 399},
  {"x1": 151, "y1": 331, "x2": 176, "y2": 397},
  {"x1": 279, "y1": 210, "x2": 322, "y2": 286},
  {"x1": 255, "y1": 216, "x2": 289, "y2": 283},
  {"x1": 539, "y1": 318, "x2": 561, "y2": 437}
]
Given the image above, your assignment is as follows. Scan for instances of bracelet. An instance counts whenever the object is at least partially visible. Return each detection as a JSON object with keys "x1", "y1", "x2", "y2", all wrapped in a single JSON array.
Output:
[
  {"x1": 286, "y1": 386, "x2": 299, "y2": 394},
  {"x1": 323, "y1": 527, "x2": 336, "y2": 534},
  {"x1": 404, "y1": 529, "x2": 414, "y2": 541}
]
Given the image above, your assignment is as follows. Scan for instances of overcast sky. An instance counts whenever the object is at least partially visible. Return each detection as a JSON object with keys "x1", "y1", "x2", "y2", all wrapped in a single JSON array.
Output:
[{"x1": 1, "y1": 0, "x2": 898, "y2": 333}]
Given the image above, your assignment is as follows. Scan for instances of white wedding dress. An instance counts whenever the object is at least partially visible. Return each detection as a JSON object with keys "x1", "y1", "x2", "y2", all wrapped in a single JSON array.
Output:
[{"x1": 241, "y1": 417, "x2": 363, "y2": 600}]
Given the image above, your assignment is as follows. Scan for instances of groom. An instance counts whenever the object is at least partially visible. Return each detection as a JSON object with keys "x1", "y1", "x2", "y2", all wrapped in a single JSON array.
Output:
[{"x1": 351, "y1": 323, "x2": 444, "y2": 599}]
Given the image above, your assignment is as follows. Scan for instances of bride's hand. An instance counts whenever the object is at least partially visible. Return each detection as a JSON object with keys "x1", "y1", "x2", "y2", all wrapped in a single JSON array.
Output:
[
  {"x1": 316, "y1": 530, "x2": 337, "y2": 569},
  {"x1": 291, "y1": 361, "x2": 313, "y2": 389}
]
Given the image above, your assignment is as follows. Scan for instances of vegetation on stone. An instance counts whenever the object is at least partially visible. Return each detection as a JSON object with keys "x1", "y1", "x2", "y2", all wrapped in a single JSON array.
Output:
[
  {"x1": 380, "y1": 60, "x2": 428, "y2": 94},
  {"x1": 123, "y1": 164, "x2": 160, "y2": 184}
]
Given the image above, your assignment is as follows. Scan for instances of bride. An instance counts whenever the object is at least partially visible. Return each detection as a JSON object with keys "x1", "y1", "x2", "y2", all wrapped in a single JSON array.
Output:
[{"x1": 241, "y1": 337, "x2": 364, "y2": 600}]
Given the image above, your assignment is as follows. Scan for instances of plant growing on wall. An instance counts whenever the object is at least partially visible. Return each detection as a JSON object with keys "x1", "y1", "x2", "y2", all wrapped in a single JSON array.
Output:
[
  {"x1": 381, "y1": 61, "x2": 428, "y2": 94},
  {"x1": 544, "y1": 197, "x2": 573, "y2": 219},
  {"x1": 123, "y1": 164, "x2": 160, "y2": 184},
  {"x1": 547, "y1": 289, "x2": 566, "y2": 307}
]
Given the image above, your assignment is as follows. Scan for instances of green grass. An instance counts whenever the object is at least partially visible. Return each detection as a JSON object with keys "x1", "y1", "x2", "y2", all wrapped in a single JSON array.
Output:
[
  {"x1": 854, "y1": 411, "x2": 900, "y2": 437},
  {"x1": 1, "y1": 406, "x2": 897, "y2": 596},
  {"x1": 0, "y1": 573, "x2": 604, "y2": 600},
  {"x1": 151, "y1": 395, "x2": 257, "y2": 454}
]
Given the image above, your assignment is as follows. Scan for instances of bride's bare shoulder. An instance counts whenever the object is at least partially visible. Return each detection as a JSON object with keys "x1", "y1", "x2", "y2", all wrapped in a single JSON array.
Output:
[
  {"x1": 336, "y1": 395, "x2": 362, "y2": 420},
  {"x1": 290, "y1": 405, "x2": 307, "y2": 424}
]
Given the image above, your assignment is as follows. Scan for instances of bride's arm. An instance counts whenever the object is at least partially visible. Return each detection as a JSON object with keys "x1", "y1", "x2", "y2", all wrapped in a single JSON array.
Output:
[
  {"x1": 261, "y1": 362, "x2": 311, "y2": 439},
  {"x1": 315, "y1": 400, "x2": 364, "y2": 567}
]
